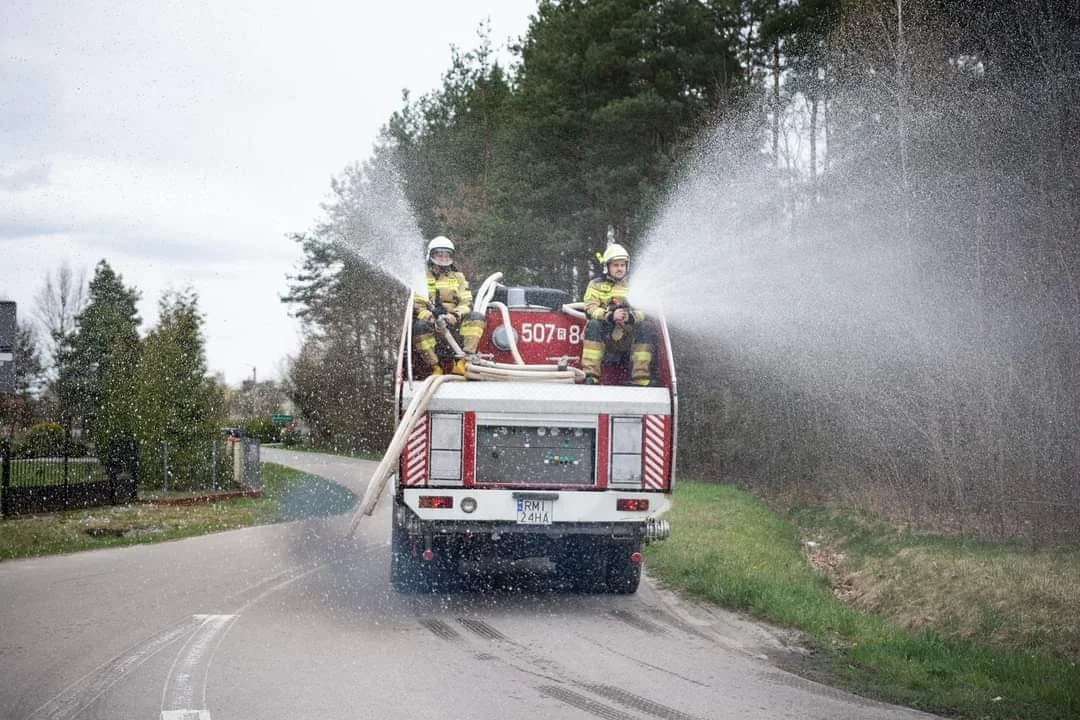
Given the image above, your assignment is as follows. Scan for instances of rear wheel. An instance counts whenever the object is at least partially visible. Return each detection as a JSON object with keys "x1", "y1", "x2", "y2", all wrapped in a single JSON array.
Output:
[
  {"x1": 391, "y1": 519, "x2": 459, "y2": 593},
  {"x1": 390, "y1": 520, "x2": 422, "y2": 592},
  {"x1": 558, "y1": 536, "x2": 609, "y2": 593},
  {"x1": 605, "y1": 540, "x2": 642, "y2": 594}
]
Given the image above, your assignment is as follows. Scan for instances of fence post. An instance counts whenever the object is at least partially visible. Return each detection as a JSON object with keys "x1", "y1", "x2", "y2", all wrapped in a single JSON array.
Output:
[
  {"x1": 1, "y1": 439, "x2": 10, "y2": 517},
  {"x1": 242, "y1": 439, "x2": 261, "y2": 490},
  {"x1": 163, "y1": 441, "x2": 169, "y2": 494},
  {"x1": 62, "y1": 431, "x2": 70, "y2": 508},
  {"x1": 232, "y1": 438, "x2": 242, "y2": 487}
]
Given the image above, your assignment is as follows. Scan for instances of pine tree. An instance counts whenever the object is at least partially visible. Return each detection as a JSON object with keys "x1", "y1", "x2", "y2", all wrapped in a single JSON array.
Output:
[
  {"x1": 62, "y1": 260, "x2": 141, "y2": 448},
  {"x1": 135, "y1": 289, "x2": 222, "y2": 490}
]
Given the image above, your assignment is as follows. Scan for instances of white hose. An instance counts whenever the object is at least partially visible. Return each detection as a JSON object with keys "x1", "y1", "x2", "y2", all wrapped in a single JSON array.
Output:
[
  {"x1": 348, "y1": 373, "x2": 465, "y2": 535},
  {"x1": 466, "y1": 366, "x2": 579, "y2": 382},
  {"x1": 474, "y1": 272, "x2": 503, "y2": 315},
  {"x1": 486, "y1": 301, "x2": 525, "y2": 365},
  {"x1": 561, "y1": 301, "x2": 587, "y2": 320},
  {"x1": 438, "y1": 320, "x2": 465, "y2": 356}
]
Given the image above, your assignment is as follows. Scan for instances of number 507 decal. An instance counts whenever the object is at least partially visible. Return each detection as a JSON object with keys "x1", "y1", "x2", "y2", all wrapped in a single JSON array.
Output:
[{"x1": 520, "y1": 323, "x2": 582, "y2": 345}]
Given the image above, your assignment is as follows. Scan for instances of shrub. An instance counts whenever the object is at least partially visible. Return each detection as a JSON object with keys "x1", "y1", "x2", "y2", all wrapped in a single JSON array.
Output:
[
  {"x1": 18, "y1": 423, "x2": 66, "y2": 458},
  {"x1": 244, "y1": 417, "x2": 280, "y2": 444},
  {"x1": 280, "y1": 425, "x2": 302, "y2": 447}
]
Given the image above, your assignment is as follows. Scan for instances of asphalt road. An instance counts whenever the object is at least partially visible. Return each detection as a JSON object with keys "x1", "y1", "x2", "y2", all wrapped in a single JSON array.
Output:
[{"x1": 0, "y1": 448, "x2": 938, "y2": 720}]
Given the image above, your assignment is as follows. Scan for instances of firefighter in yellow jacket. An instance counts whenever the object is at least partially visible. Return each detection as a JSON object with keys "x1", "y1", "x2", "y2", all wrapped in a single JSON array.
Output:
[
  {"x1": 413, "y1": 236, "x2": 485, "y2": 376},
  {"x1": 581, "y1": 243, "x2": 655, "y2": 386}
]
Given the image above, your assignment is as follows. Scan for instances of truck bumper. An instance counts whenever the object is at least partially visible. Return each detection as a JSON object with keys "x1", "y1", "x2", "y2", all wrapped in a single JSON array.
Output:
[{"x1": 396, "y1": 488, "x2": 671, "y2": 543}]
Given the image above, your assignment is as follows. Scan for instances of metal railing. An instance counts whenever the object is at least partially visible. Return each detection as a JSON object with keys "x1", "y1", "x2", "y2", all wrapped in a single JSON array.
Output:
[{"x1": 1, "y1": 439, "x2": 138, "y2": 517}]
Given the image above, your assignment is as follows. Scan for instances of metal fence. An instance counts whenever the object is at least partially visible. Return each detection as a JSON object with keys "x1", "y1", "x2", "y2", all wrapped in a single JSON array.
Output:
[
  {"x1": 0, "y1": 436, "x2": 260, "y2": 517},
  {"x1": 1, "y1": 439, "x2": 138, "y2": 517},
  {"x1": 140, "y1": 437, "x2": 260, "y2": 494}
]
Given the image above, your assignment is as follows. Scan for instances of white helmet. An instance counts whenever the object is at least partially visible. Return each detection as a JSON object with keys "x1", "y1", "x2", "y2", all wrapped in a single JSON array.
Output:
[
  {"x1": 601, "y1": 243, "x2": 629, "y2": 270},
  {"x1": 427, "y1": 235, "x2": 455, "y2": 266}
]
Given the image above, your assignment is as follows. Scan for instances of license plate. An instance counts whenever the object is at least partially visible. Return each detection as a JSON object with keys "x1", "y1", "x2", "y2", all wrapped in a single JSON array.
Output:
[{"x1": 516, "y1": 498, "x2": 554, "y2": 525}]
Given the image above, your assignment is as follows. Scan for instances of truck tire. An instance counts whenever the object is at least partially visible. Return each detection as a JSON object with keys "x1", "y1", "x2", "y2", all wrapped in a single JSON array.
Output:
[
  {"x1": 559, "y1": 536, "x2": 608, "y2": 593},
  {"x1": 391, "y1": 520, "x2": 458, "y2": 593},
  {"x1": 605, "y1": 540, "x2": 642, "y2": 594},
  {"x1": 390, "y1": 520, "x2": 422, "y2": 592}
]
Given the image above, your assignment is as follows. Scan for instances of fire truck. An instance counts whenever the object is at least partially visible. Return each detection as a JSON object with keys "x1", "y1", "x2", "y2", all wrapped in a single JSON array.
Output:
[{"x1": 357, "y1": 274, "x2": 676, "y2": 593}]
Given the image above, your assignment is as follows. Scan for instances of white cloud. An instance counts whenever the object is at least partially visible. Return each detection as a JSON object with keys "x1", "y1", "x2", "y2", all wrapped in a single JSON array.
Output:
[{"x1": 0, "y1": 0, "x2": 535, "y2": 384}]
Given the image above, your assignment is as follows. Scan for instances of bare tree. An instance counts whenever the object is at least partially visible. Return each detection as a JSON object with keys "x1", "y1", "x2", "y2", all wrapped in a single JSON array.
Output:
[{"x1": 34, "y1": 262, "x2": 87, "y2": 366}]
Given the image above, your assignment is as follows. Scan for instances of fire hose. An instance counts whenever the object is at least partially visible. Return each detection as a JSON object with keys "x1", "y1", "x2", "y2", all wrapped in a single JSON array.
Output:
[{"x1": 349, "y1": 373, "x2": 464, "y2": 534}]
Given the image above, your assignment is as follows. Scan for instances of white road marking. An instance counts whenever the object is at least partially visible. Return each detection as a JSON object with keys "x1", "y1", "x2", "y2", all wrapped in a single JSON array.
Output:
[
  {"x1": 160, "y1": 615, "x2": 236, "y2": 717},
  {"x1": 159, "y1": 566, "x2": 321, "y2": 720},
  {"x1": 28, "y1": 617, "x2": 203, "y2": 720}
]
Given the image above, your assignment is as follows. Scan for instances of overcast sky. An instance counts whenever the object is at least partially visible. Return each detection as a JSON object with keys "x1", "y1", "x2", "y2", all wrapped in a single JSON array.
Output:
[{"x1": 0, "y1": 0, "x2": 536, "y2": 386}]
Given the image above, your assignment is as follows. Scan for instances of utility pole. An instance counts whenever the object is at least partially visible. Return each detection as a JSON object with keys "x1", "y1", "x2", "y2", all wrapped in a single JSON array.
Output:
[{"x1": 0, "y1": 302, "x2": 15, "y2": 396}]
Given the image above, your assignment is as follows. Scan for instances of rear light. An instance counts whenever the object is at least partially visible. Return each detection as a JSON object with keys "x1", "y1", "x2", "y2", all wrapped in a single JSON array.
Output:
[
  {"x1": 616, "y1": 498, "x2": 650, "y2": 512},
  {"x1": 610, "y1": 417, "x2": 643, "y2": 487},
  {"x1": 419, "y1": 495, "x2": 454, "y2": 509},
  {"x1": 429, "y1": 413, "x2": 463, "y2": 485}
]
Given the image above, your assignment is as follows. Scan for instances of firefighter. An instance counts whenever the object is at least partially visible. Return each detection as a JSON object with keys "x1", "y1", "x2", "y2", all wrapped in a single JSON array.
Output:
[
  {"x1": 580, "y1": 243, "x2": 655, "y2": 386},
  {"x1": 413, "y1": 236, "x2": 484, "y2": 376}
]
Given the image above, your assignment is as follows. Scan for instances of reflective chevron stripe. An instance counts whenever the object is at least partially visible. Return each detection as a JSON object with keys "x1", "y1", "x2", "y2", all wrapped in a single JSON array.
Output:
[
  {"x1": 642, "y1": 414, "x2": 669, "y2": 490},
  {"x1": 402, "y1": 418, "x2": 428, "y2": 486}
]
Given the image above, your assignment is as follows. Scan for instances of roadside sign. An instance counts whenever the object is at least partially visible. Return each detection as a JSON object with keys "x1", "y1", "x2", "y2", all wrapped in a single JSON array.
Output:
[
  {"x1": 271, "y1": 414, "x2": 293, "y2": 425},
  {"x1": 0, "y1": 302, "x2": 15, "y2": 395}
]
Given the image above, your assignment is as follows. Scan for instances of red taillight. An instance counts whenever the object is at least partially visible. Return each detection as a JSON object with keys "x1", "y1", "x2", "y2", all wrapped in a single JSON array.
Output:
[
  {"x1": 419, "y1": 495, "x2": 454, "y2": 509},
  {"x1": 616, "y1": 498, "x2": 650, "y2": 512}
]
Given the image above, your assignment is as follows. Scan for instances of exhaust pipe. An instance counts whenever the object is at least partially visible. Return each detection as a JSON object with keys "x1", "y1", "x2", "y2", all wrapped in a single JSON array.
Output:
[{"x1": 644, "y1": 517, "x2": 670, "y2": 543}]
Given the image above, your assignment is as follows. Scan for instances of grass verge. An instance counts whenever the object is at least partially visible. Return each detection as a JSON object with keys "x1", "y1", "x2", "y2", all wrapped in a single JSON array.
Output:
[
  {"x1": 0, "y1": 463, "x2": 356, "y2": 562},
  {"x1": 643, "y1": 482, "x2": 1080, "y2": 720}
]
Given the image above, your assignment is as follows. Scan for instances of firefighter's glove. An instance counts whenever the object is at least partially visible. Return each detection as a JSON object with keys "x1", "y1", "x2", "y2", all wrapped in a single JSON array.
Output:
[
  {"x1": 605, "y1": 305, "x2": 618, "y2": 324},
  {"x1": 611, "y1": 307, "x2": 631, "y2": 326}
]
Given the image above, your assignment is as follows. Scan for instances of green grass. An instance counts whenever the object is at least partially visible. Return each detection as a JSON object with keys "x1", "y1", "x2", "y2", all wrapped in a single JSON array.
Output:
[
  {"x1": 0, "y1": 463, "x2": 356, "y2": 561},
  {"x1": 644, "y1": 482, "x2": 1080, "y2": 720}
]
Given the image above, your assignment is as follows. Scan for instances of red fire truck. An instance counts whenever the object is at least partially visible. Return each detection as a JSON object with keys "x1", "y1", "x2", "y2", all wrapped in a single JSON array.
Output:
[{"x1": 366, "y1": 276, "x2": 676, "y2": 593}]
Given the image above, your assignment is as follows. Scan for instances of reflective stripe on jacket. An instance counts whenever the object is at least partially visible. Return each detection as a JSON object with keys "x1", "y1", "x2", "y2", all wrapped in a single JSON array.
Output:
[
  {"x1": 413, "y1": 268, "x2": 474, "y2": 322},
  {"x1": 583, "y1": 276, "x2": 645, "y2": 323}
]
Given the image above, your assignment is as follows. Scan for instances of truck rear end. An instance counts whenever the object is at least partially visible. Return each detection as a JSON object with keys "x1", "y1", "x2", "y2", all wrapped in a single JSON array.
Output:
[{"x1": 389, "y1": 279, "x2": 676, "y2": 593}]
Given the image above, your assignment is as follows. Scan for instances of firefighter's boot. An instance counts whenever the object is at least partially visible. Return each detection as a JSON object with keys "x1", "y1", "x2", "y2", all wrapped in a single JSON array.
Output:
[{"x1": 452, "y1": 358, "x2": 467, "y2": 376}]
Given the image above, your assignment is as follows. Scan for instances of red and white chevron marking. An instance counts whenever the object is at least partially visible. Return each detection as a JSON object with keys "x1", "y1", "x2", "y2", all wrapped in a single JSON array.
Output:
[
  {"x1": 401, "y1": 419, "x2": 428, "y2": 486},
  {"x1": 642, "y1": 414, "x2": 669, "y2": 490}
]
